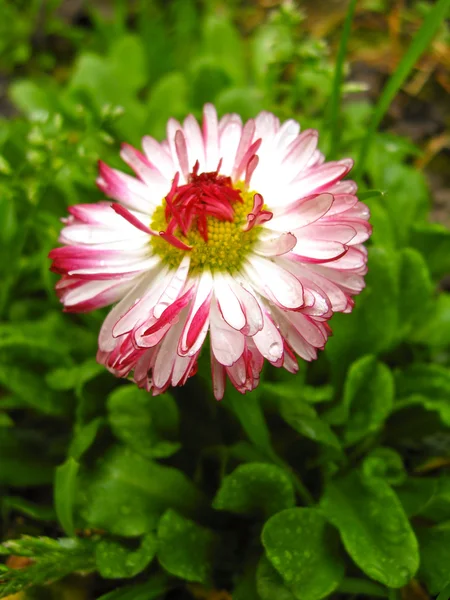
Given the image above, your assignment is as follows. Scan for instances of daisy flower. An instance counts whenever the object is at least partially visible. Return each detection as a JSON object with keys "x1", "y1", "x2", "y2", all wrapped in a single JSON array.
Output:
[{"x1": 49, "y1": 104, "x2": 371, "y2": 400}]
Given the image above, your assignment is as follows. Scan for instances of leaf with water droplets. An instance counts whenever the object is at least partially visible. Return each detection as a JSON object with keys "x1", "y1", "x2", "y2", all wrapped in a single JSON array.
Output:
[
  {"x1": 95, "y1": 533, "x2": 157, "y2": 579},
  {"x1": 79, "y1": 446, "x2": 205, "y2": 537},
  {"x1": 261, "y1": 508, "x2": 345, "y2": 600},
  {"x1": 107, "y1": 384, "x2": 180, "y2": 459},
  {"x1": 213, "y1": 462, "x2": 295, "y2": 518},
  {"x1": 157, "y1": 509, "x2": 216, "y2": 584},
  {"x1": 320, "y1": 470, "x2": 419, "y2": 588}
]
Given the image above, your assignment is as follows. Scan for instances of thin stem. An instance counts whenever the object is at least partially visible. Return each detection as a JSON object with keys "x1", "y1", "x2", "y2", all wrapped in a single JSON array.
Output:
[
  {"x1": 355, "y1": 0, "x2": 450, "y2": 177},
  {"x1": 328, "y1": 0, "x2": 358, "y2": 159}
]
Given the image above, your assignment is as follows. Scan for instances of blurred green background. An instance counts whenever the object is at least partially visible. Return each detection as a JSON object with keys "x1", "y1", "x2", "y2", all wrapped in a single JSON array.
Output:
[{"x1": 0, "y1": 1, "x2": 450, "y2": 599}]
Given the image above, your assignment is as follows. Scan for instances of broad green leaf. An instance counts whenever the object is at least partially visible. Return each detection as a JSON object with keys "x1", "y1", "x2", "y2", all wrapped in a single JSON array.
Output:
[
  {"x1": 107, "y1": 385, "x2": 180, "y2": 459},
  {"x1": 54, "y1": 457, "x2": 79, "y2": 537},
  {"x1": 157, "y1": 509, "x2": 216, "y2": 584},
  {"x1": 326, "y1": 248, "x2": 398, "y2": 380},
  {"x1": 320, "y1": 471, "x2": 419, "y2": 587},
  {"x1": 262, "y1": 508, "x2": 345, "y2": 600},
  {"x1": 280, "y1": 400, "x2": 341, "y2": 451},
  {"x1": 79, "y1": 446, "x2": 204, "y2": 537},
  {"x1": 213, "y1": 463, "x2": 295, "y2": 517},
  {"x1": 0, "y1": 413, "x2": 12, "y2": 427},
  {"x1": 416, "y1": 526, "x2": 450, "y2": 595},
  {"x1": 362, "y1": 448, "x2": 406, "y2": 486},
  {"x1": 330, "y1": 356, "x2": 394, "y2": 445},
  {"x1": 95, "y1": 533, "x2": 157, "y2": 579},
  {"x1": 256, "y1": 556, "x2": 297, "y2": 600},
  {"x1": 108, "y1": 35, "x2": 147, "y2": 92}
]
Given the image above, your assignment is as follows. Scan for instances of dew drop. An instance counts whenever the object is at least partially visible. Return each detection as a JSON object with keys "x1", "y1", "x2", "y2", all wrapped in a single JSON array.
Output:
[{"x1": 268, "y1": 341, "x2": 281, "y2": 359}]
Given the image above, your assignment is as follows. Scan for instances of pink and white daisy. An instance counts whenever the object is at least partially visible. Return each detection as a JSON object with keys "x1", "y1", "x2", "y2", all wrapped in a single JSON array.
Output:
[{"x1": 49, "y1": 104, "x2": 371, "y2": 400}]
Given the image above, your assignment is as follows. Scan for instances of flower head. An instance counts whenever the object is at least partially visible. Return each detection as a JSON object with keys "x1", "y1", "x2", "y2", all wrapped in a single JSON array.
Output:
[{"x1": 49, "y1": 105, "x2": 371, "y2": 400}]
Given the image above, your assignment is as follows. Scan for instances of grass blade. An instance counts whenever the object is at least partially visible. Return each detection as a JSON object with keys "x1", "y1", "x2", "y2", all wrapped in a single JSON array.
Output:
[
  {"x1": 328, "y1": 0, "x2": 358, "y2": 159},
  {"x1": 355, "y1": 0, "x2": 450, "y2": 176}
]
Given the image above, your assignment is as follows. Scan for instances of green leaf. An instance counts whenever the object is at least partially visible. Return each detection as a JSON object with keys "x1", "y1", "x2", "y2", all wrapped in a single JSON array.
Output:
[
  {"x1": 213, "y1": 463, "x2": 295, "y2": 517},
  {"x1": 397, "y1": 248, "x2": 433, "y2": 337},
  {"x1": 256, "y1": 556, "x2": 297, "y2": 600},
  {"x1": 0, "y1": 363, "x2": 66, "y2": 416},
  {"x1": 420, "y1": 477, "x2": 450, "y2": 522},
  {"x1": 201, "y1": 15, "x2": 245, "y2": 86},
  {"x1": 2, "y1": 496, "x2": 56, "y2": 521},
  {"x1": 157, "y1": 509, "x2": 216, "y2": 584},
  {"x1": 411, "y1": 223, "x2": 450, "y2": 279},
  {"x1": 96, "y1": 574, "x2": 170, "y2": 600},
  {"x1": 411, "y1": 293, "x2": 450, "y2": 348},
  {"x1": 69, "y1": 417, "x2": 104, "y2": 461},
  {"x1": 9, "y1": 80, "x2": 57, "y2": 115},
  {"x1": 145, "y1": 72, "x2": 189, "y2": 140},
  {"x1": 80, "y1": 446, "x2": 204, "y2": 537},
  {"x1": 54, "y1": 457, "x2": 79, "y2": 537},
  {"x1": 326, "y1": 248, "x2": 398, "y2": 380},
  {"x1": 280, "y1": 400, "x2": 342, "y2": 451},
  {"x1": 261, "y1": 508, "x2": 345, "y2": 600},
  {"x1": 395, "y1": 364, "x2": 450, "y2": 426},
  {"x1": 262, "y1": 382, "x2": 333, "y2": 405},
  {"x1": 108, "y1": 35, "x2": 147, "y2": 92},
  {"x1": 225, "y1": 385, "x2": 274, "y2": 455},
  {"x1": 215, "y1": 87, "x2": 265, "y2": 121},
  {"x1": 362, "y1": 448, "x2": 407, "y2": 486},
  {"x1": 356, "y1": 0, "x2": 450, "y2": 174},
  {"x1": 46, "y1": 359, "x2": 104, "y2": 393},
  {"x1": 95, "y1": 533, "x2": 157, "y2": 579},
  {"x1": 416, "y1": 526, "x2": 450, "y2": 595},
  {"x1": 328, "y1": 355, "x2": 394, "y2": 445},
  {"x1": 320, "y1": 471, "x2": 419, "y2": 587},
  {"x1": 107, "y1": 385, "x2": 180, "y2": 459}
]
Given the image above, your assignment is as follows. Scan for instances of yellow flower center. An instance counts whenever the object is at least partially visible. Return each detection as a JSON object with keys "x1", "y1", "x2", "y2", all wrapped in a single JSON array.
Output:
[{"x1": 150, "y1": 185, "x2": 260, "y2": 274}]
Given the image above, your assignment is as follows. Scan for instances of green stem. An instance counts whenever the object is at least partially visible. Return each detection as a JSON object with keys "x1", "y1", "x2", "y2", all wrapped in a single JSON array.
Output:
[
  {"x1": 355, "y1": 0, "x2": 450, "y2": 177},
  {"x1": 328, "y1": 0, "x2": 358, "y2": 159}
]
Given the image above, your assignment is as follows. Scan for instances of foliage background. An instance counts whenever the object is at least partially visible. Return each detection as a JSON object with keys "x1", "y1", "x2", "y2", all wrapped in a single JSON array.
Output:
[{"x1": 0, "y1": 0, "x2": 450, "y2": 599}]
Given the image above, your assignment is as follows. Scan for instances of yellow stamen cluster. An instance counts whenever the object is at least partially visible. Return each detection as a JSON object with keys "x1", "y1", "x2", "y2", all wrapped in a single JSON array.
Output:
[{"x1": 150, "y1": 186, "x2": 260, "y2": 274}]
